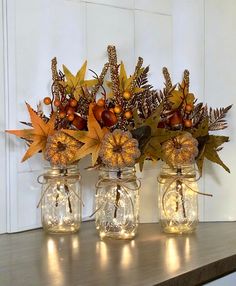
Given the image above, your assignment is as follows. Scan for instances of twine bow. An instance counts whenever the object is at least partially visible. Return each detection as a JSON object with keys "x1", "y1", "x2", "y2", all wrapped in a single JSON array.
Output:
[
  {"x1": 157, "y1": 169, "x2": 212, "y2": 217},
  {"x1": 90, "y1": 177, "x2": 141, "y2": 218},
  {"x1": 37, "y1": 173, "x2": 84, "y2": 208}
]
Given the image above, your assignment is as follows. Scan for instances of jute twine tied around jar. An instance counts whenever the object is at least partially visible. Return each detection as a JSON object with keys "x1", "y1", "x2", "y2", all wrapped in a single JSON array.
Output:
[
  {"x1": 36, "y1": 172, "x2": 84, "y2": 209},
  {"x1": 90, "y1": 177, "x2": 141, "y2": 218},
  {"x1": 157, "y1": 169, "x2": 212, "y2": 217}
]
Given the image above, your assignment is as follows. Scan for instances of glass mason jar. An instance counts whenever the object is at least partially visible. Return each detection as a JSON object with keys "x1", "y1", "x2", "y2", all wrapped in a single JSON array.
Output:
[
  {"x1": 95, "y1": 167, "x2": 140, "y2": 239},
  {"x1": 40, "y1": 164, "x2": 82, "y2": 234},
  {"x1": 158, "y1": 163, "x2": 199, "y2": 234}
]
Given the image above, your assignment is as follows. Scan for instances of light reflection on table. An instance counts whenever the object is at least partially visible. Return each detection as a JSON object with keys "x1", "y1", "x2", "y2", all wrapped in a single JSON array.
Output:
[
  {"x1": 1, "y1": 222, "x2": 234, "y2": 286},
  {"x1": 46, "y1": 238, "x2": 64, "y2": 286}
]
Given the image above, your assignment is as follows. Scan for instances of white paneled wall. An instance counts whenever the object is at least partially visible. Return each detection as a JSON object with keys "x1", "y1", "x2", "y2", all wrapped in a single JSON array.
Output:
[
  {"x1": 86, "y1": 3, "x2": 135, "y2": 73},
  {"x1": 134, "y1": 8, "x2": 172, "y2": 222},
  {"x1": 2, "y1": 0, "x2": 236, "y2": 233},
  {"x1": 2, "y1": 0, "x2": 172, "y2": 232},
  {"x1": 204, "y1": 0, "x2": 236, "y2": 221},
  {"x1": 172, "y1": 0, "x2": 236, "y2": 222},
  {"x1": 172, "y1": 0, "x2": 206, "y2": 221},
  {"x1": 5, "y1": 0, "x2": 88, "y2": 232},
  {"x1": 0, "y1": 0, "x2": 7, "y2": 233},
  {"x1": 134, "y1": 10, "x2": 172, "y2": 86}
]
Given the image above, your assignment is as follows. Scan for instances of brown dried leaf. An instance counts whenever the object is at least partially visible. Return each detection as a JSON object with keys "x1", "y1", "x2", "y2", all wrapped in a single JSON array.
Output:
[{"x1": 208, "y1": 105, "x2": 232, "y2": 131}]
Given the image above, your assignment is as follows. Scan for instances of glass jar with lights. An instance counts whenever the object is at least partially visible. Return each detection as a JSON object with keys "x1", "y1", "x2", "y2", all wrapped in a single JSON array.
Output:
[
  {"x1": 95, "y1": 167, "x2": 140, "y2": 239},
  {"x1": 40, "y1": 164, "x2": 82, "y2": 233},
  {"x1": 157, "y1": 163, "x2": 199, "y2": 234}
]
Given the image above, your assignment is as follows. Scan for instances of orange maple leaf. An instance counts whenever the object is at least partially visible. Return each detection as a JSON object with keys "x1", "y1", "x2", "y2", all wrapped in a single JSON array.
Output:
[
  {"x1": 64, "y1": 103, "x2": 109, "y2": 165},
  {"x1": 6, "y1": 103, "x2": 56, "y2": 162}
]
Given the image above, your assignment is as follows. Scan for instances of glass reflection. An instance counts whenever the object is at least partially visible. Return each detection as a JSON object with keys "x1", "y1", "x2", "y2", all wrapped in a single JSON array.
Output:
[
  {"x1": 96, "y1": 241, "x2": 108, "y2": 269},
  {"x1": 47, "y1": 238, "x2": 64, "y2": 286},
  {"x1": 165, "y1": 236, "x2": 192, "y2": 274},
  {"x1": 165, "y1": 238, "x2": 180, "y2": 273},
  {"x1": 44, "y1": 235, "x2": 80, "y2": 286},
  {"x1": 121, "y1": 244, "x2": 132, "y2": 269},
  {"x1": 72, "y1": 236, "x2": 79, "y2": 252},
  {"x1": 185, "y1": 237, "x2": 190, "y2": 262}
]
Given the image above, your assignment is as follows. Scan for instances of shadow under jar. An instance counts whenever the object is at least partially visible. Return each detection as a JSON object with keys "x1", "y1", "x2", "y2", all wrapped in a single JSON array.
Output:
[
  {"x1": 95, "y1": 167, "x2": 140, "y2": 239},
  {"x1": 158, "y1": 163, "x2": 199, "y2": 234},
  {"x1": 41, "y1": 164, "x2": 82, "y2": 234}
]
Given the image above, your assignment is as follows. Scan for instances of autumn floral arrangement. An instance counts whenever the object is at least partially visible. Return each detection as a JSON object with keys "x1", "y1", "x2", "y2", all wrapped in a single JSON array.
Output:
[
  {"x1": 132, "y1": 67, "x2": 232, "y2": 174},
  {"x1": 6, "y1": 45, "x2": 232, "y2": 237},
  {"x1": 7, "y1": 45, "x2": 232, "y2": 175},
  {"x1": 6, "y1": 47, "x2": 154, "y2": 171}
]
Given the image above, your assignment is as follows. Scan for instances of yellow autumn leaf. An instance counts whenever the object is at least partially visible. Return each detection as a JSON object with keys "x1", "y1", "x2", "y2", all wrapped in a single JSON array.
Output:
[
  {"x1": 119, "y1": 61, "x2": 127, "y2": 81},
  {"x1": 169, "y1": 90, "x2": 195, "y2": 109},
  {"x1": 62, "y1": 61, "x2": 98, "y2": 100}
]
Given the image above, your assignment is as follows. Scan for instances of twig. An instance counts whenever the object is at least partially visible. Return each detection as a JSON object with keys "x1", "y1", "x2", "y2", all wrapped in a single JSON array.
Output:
[
  {"x1": 176, "y1": 168, "x2": 186, "y2": 218},
  {"x1": 64, "y1": 184, "x2": 73, "y2": 214},
  {"x1": 114, "y1": 170, "x2": 122, "y2": 218}
]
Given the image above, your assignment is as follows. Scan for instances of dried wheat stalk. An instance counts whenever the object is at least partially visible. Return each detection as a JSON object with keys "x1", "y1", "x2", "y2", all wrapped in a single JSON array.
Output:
[
  {"x1": 90, "y1": 63, "x2": 109, "y2": 97},
  {"x1": 162, "y1": 67, "x2": 172, "y2": 91},
  {"x1": 107, "y1": 45, "x2": 121, "y2": 103}
]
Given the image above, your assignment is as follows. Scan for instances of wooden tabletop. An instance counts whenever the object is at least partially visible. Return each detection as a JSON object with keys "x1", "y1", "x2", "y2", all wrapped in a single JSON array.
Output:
[{"x1": 0, "y1": 222, "x2": 236, "y2": 286}]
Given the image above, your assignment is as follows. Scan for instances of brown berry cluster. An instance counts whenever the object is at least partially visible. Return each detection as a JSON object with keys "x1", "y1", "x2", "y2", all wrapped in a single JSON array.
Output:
[
  {"x1": 93, "y1": 98, "x2": 118, "y2": 127},
  {"x1": 168, "y1": 104, "x2": 193, "y2": 130},
  {"x1": 43, "y1": 96, "x2": 87, "y2": 130}
]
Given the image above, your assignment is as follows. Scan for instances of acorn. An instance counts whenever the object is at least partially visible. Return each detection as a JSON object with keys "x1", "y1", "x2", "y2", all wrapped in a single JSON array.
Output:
[
  {"x1": 185, "y1": 104, "x2": 193, "y2": 113},
  {"x1": 123, "y1": 91, "x2": 131, "y2": 100},
  {"x1": 67, "y1": 114, "x2": 75, "y2": 122},
  {"x1": 72, "y1": 115, "x2": 87, "y2": 130},
  {"x1": 184, "y1": 119, "x2": 193, "y2": 128},
  {"x1": 43, "y1": 97, "x2": 51, "y2": 105},
  {"x1": 66, "y1": 107, "x2": 75, "y2": 115},
  {"x1": 169, "y1": 112, "x2": 182, "y2": 127},
  {"x1": 59, "y1": 111, "x2": 66, "y2": 119},
  {"x1": 69, "y1": 99, "x2": 78, "y2": 107},
  {"x1": 101, "y1": 110, "x2": 118, "y2": 127},
  {"x1": 54, "y1": 99, "x2": 61, "y2": 107},
  {"x1": 114, "y1": 105, "x2": 122, "y2": 114},
  {"x1": 97, "y1": 98, "x2": 105, "y2": 107},
  {"x1": 124, "y1": 110, "x2": 132, "y2": 120},
  {"x1": 93, "y1": 104, "x2": 105, "y2": 122}
]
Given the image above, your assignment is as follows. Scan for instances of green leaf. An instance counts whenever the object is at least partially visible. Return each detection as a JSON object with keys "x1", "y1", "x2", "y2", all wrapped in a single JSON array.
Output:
[
  {"x1": 196, "y1": 134, "x2": 230, "y2": 175},
  {"x1": 131, "y1": 125, "x2": 151, "y2": 153},
  {"x1": 152, "y1": 128, "x2": 182, "y2": 144},
  {"x1": 192, "y1": 118, "x2": 209, "y2": 138},
  {"x1": 196, "y1": 146, "x2": 205, "y2": 176},
  {"x1": 205, "y1": 146, "x2": 230, "y2": 173},
  {"x1": 142, "y1": 104, "x2": 163, "y2": 135},
  {"x1": 207, "y1": 135, "x2": 229, "y2": 148},
  {"x1": 137, "y1": 154, "x2": 147, "y2": 171},
  {"x1": 133, "y1": 105, "x2": 183, "y2": 165},
  {"x1": 133, "y1": 109, "x2": 143, "y2": 128}
]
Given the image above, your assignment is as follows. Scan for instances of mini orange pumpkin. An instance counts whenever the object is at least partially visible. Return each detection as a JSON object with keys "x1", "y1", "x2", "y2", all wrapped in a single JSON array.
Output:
[
  {"x1": 45, "y1": 131, "x2": 82, "y2": 166},
  {"x1": 99, "y1": 129, "x2": 140, "y2": 169},
  {"x1": 162, "y1": 133, "x2": 198, "y2": 167}
]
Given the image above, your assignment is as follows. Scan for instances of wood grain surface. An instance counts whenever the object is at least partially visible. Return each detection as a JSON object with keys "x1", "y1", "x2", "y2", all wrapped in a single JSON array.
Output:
[{"x1": 0, "y1": 222, "x2": 236, "y2": 286}]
